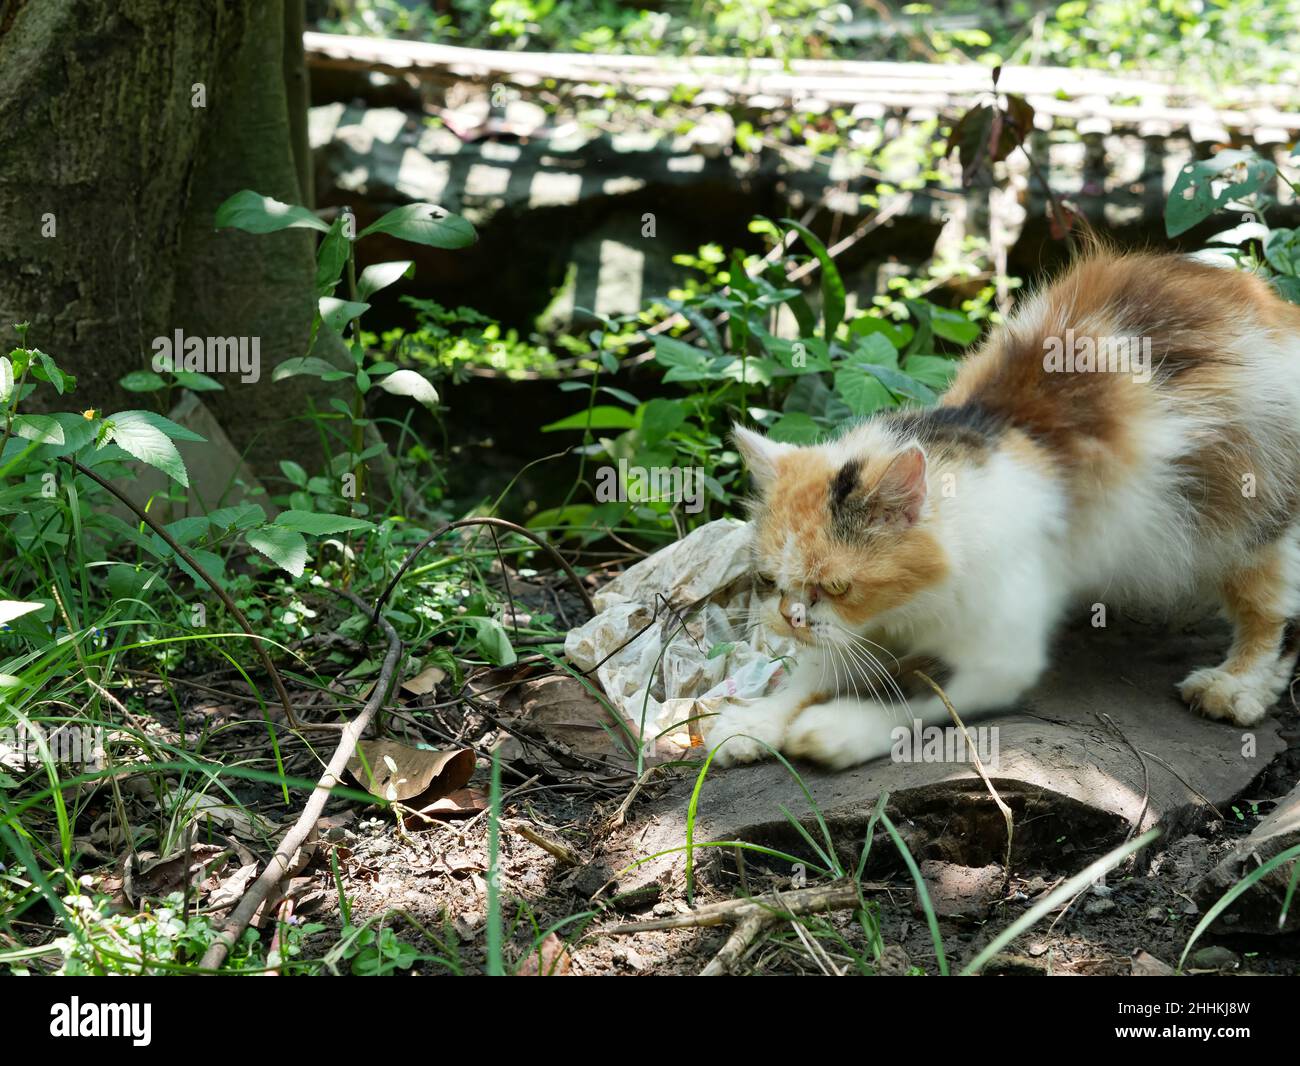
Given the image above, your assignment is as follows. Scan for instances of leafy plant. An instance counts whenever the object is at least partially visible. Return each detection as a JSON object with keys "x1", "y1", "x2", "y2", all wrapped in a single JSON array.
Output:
[
  {"x1": 535, "y1": 215, "x2": 983, "y2": 539},
  {"x1": 1166, "y1": 148, "x2": 1300, "y2": 305}
]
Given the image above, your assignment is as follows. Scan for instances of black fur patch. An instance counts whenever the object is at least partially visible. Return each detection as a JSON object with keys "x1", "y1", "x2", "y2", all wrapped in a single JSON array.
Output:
[
  {"x1": 830, "y1": 458, "x2": 862, "y2": 514},
  {"x1": 887, "y1": 403, "x2": 1010, "y2": 453}
]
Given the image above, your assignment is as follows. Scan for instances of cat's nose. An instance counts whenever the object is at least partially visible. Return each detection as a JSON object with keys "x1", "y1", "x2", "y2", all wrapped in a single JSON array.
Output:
[{"x1": 778, "y1": 590, "x2": 813, "y2": 626}]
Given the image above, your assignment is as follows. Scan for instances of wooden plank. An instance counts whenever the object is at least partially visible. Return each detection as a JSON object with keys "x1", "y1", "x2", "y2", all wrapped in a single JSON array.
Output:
[{"x1": 302, "y1": 33, "x2": 1300, "y2": 133}]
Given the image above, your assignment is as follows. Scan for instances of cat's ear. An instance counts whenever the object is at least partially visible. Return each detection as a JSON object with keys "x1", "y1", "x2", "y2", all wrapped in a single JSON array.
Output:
[
  {"x1": 873, "y1": 445, "x2": 928, "y2": 525},
  {"x1": 732, "y1": 424, "x2": 792, "y2": 492}
]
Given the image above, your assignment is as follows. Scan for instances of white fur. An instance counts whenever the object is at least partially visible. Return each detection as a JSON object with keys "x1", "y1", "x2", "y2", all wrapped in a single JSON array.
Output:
[{"x1": 711, "y1": 306, "x2": 1300, "y2": 769}]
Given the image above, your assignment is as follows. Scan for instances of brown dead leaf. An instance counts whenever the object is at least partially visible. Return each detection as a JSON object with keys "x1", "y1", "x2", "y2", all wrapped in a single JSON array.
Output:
[
  {"x1": 401, "y1": 665, "x2": 447, "y2": 697},
  {"x1": 346, "y1": 740, "x2": 474, "y2": 803},
  {"x1": 206, "y1": 862, "x2": 258, "y2": 910},
  {"x1": 123, "y1": 843, "x2": 228, "y2": 903},
  {"x1": 515, "y1": 932, "x2": 572, "y2": 976},
  {"x1": 402, "y1": 787, "x2": 488, "y2": 827},
  {"x1": 488, "y1": 672, "x2": 641, "y2": 776}
]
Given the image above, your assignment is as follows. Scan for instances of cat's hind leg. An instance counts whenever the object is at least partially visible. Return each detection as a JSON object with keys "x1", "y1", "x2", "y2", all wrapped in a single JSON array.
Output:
[{"x1": 1179, "y1": 536, "x2": 1300, "y2": 726}]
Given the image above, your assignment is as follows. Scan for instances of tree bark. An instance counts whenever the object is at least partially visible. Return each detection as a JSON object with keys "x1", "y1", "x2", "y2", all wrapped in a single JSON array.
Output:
[{"x1": 0, "y1": 0, "x2": 328, "y2": 470}]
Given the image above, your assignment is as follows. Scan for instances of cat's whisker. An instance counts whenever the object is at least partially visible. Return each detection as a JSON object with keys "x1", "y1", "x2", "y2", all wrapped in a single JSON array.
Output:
[{"x1": 831, "y1": 625, "x2": 908, "y2": 708}]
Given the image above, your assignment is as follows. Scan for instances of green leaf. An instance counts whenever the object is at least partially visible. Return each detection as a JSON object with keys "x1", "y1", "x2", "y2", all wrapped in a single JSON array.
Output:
[
  {"x1": 315, "y1": 215, "x2": 351, "y2": 296},
  {"x1": 271, "y1": 356, "x2": 343, "y2": 381},
  {"x1": 22, "y1": 412, "x2": 97, "y2": 460},
  {"x1": 176, "y1": 548, "x2": 227, "y2": 589},
  {"x1": 162, "y1": 515, "x2": 211, "y2": 546},
  {"x1": 849, "y1": 332, "x2": 899, "y2": 369},
  {"x1": 12, "y1": 414, "x2": 65, "y2": 445},
  {"x1": 902, "y1": 354, "x2": 960, "y2": 390},
  {"x1": 664, "y1": 299, "x2": 724, "y2": 356},
  {"x1": 273, "y1": 510, "x2": 376, "y2": 535},
  {"x1": 171, "y1": 370, "x2": 224, "y2": 392},
  {"x1": 0, "y1": 356, "x2": 11, "y2": 404},
  {"x1": 849, "y1": 314, "x2": 914, "y2": 349},
  {"x1": 927, "y1": 305, "x2": 982, "y2": 345},
  {"x1": 1272, "y1": 275, "x2": 1300, "y2": 305},
  {"x1": 464, "y1": 617, "x2": 517, "y2": 667},
  {"x1": 357, "y1": 260, "x2": 415, "y2": 300},
  {"x1": 1264, "y1": 227, "x2": 1300, "y2": 277},
  {"x1": 28, "y1": 350, "x2": 73, "y2": 394},
  {"x1": 856, "y1": 362, "x2": 938, "y2": 405},
  {"x1": 638, "y1": 398, "x2": 685, "y2": 445},
  {"x1": 103, "y1": 411, "x2": 189, "y2": 486},
  {"x1": 767, "y1": 411, "x2": 822, "y2": 444},
  {"x1": 541, "y1": 406, "x2": 638, "y2": 432},
  {"x1": 319, "y1": 297, "x2": 369, "y2": 335},
  {"x1": 1166, "y1": 150, "x2": 1277, "y2": 237},
  {"x1": 115, "y1": 410, "x2": 205, "y2": 443},
  {"x1": 119, "y1": 370, "x2": 167, "y2": 392},
  {"x1": 652, "y1": 335, "x2": 731, "y2": 382},
  {"x1": 359, "y1": 204, "x2": 476, "y2": 249},
  {"x1": 376, "y1": 369, "x2": 439, "y2": 409},
  {"x1": 904, "y1": 299, "x2": 935, "y2": 356},
  {"x1": 246, "y1": 527, "x2": 309, "y2": 577},
  {"x1": 834, "y1": 365, "x2": 895, "y2": 416},
  {"x1": 215, "y1": 189, "x2": 329, "y2": 234},
  {"x1": 780, "y1": 218, "x2": 845, "y2": 341},
  {"x1": 279, "y1": 460, "x2": 309, "y2": 487},
  {"x1": 207, "y1": 503, "x2": 266, "y2": 531},
  {"x1": 0, "y1": 601, "x2": 44, "y2": 626}
]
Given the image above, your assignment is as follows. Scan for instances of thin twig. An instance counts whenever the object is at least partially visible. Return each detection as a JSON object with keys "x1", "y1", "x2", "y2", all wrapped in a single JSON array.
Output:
[
  {"x1": 373, "y1": 516, "x2": 595, "y2": 622},
  {"x1": 607, "y1": 879, "x2": 886, "y2": 934},
  {"x1": 700, "y1": 912, "x2": 770, "y2": 976},
  {"x1": 511, "y1": 821, "x2": 582, "y2": 866},
  {"x1": 198, "y1": 588, "x2": 403, "y2": 970},
  {"x1": 913, "y1": 670, "x2": 1014, "y2": 883}
]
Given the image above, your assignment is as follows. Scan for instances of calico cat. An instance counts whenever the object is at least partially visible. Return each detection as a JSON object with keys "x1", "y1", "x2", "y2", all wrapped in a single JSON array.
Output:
[{"x1": 708, "y1": 248, "x2": 1300, "y2": 768}]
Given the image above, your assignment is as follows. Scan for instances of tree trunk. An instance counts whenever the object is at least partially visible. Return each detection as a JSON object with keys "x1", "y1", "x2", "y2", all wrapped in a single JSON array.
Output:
[{"x1": 0, "y1": 0, "x2": 328, "y2": 471}]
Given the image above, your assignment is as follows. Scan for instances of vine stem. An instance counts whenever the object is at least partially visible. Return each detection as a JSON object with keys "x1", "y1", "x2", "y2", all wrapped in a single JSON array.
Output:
[
  {"x1": 373, "y1": 515, "x2": 595, "y2": 622},
  {"x1": 61, "y1": 457, "x2": 343, "y2": 733}
]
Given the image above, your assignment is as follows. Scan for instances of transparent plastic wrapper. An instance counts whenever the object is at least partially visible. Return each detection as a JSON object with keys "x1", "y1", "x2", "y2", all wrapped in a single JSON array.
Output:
[{"x1": 564, "y1": 518, "x2": 797, "y2": 752}]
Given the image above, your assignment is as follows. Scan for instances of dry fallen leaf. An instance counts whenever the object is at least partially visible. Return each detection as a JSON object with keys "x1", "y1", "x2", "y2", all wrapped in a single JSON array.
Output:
[
  {"x1": 515, "y1": 932, "x2": 572, "y2": 976},
  {"x1": 123, "y1": 842, "x2": 228, "y2": 903},
  {"x1": 402, "y1": 787, "x2": 488, "y2": 827},
  {"x1": 401, "y1": 665, "x2": 447, "y2": 697},
  {"x1": 207, "y1": 862, "x2": 258, "y2": 910},
  {"x1": 346, "y1": 740, "x2": 475, "y2": 804}
]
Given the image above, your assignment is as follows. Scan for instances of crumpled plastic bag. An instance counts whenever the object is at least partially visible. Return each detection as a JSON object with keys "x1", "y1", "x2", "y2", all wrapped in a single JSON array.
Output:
[{"x1": 564, "y1": 518, "x2": 796, "y2": 752}]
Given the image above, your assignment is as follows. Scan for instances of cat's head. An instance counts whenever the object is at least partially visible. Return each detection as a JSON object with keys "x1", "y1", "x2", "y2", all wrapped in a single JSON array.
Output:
[{"x1": 734, "y1": 423, "x2": 948, "y2": 646}]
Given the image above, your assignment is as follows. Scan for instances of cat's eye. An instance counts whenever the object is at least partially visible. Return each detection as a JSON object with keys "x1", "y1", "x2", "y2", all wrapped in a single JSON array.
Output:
[
  {"x1": 754, "y1": 572, "x2": 776, "y2": 589},
  {"x1": 821, "y1": 577, "x2": 850, "y2": 597}
]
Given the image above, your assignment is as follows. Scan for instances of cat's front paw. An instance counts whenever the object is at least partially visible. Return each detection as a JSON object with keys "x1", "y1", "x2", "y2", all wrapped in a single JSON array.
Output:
[
  {"x1": 1178, "y1": 667, "x2": 1271, "y2": 727},
  {"x1": 704, "y1": 702, "x2": 790, "y2": 767},
  {"x1": 784, "y1": 700, "x2": 893, "y2": 770}
]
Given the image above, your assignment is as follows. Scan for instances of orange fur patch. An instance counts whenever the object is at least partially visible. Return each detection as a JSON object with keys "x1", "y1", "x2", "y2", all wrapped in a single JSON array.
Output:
[{"x1": 754, "y1": 451, "x2": 949, "y2": 624}]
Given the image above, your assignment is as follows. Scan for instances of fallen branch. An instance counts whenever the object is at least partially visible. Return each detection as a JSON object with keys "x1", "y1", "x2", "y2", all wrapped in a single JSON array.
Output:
[
  {"x1": 700, "y1": 912, "x2": 769, "y2": 976},
  {"x1": 607, "y1": 879, "x2": 887, "y2": 934},
  {"x1": 199, "y1": 588, "x2": 403, "y2": 970},
  {"x1": 512, "y1": 821, "x2": 582, "y2": 866}
]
